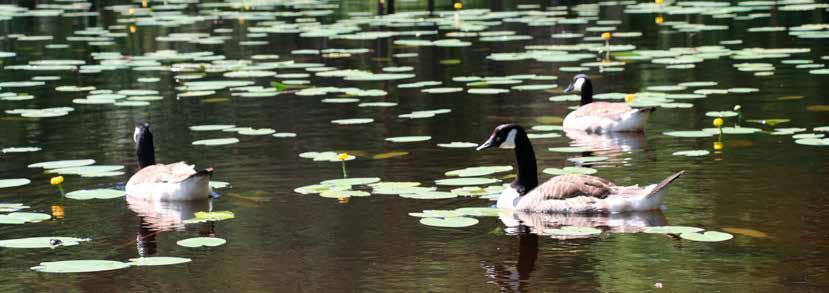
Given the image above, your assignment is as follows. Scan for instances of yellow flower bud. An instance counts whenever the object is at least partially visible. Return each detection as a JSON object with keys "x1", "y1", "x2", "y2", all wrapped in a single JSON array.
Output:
[
  {"x1": 337, "y1": 153, "x2": 350, "y2": 161},
  {"x1": 713, "y1": 141, "x2": 723, "y2": 151},
  {"x1": 128, "y1": 8, "x2": 135, "y2": 15},
  {"x1": 141, "y1": 0, "x2": 148, "y2": 8},
  {"x1": 129, "y1": 25, "x2": 137, "y2": 33},
  {"x1": 625, "y1": 94, "x2": 636, "y2": 104},
  {"x1": 601, "y1": 32, "x2": 612, "y2": 40},
  {"x1": 50, "y1": 176, "x2": 64, "y2": 186},
  {"x1": 655, "y1": 16, "x2": 664, "y2": 24},
  {"x1": 454, "y1": 2, "x2": 463, "y2": 10},
  {"x1": 655, "y1": 0, "x2": 664, "y2": 5},
  {"x1": 713, "y1": 118, "x2": 724, "y2": 128}
]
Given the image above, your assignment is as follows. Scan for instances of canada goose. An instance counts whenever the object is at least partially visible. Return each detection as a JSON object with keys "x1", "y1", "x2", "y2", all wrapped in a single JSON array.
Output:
[
  {"x1": 126, "y1": 122, "x2": 213, "y2": 201},
  {"x1": 477, "y1": 124, "x2": 683, "y2": 214},
  {"x1": 562, "y1": 74, "x2": 654, "y2": 133}
]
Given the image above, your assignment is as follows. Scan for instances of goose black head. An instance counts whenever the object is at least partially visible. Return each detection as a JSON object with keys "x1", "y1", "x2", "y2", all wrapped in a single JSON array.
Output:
[
  {"x1": 134, "y1": 122, "x2": 155, "y2": 168},
  {"x1": 564, "y1": 74, "x2": 594, "y2": 105},
  {"x1": 477, "y1": 124, "x2": 525, "y2": 151}
]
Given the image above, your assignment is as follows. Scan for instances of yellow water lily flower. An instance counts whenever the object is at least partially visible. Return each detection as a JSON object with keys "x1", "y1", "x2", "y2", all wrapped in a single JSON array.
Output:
[
  {"x1": 655, "y1": 16, "x2": 664, "y2": 24},
  {"x1": 713, "y1": 118, "x2": 724, "y2": 127},
  {"x1": 337, "y1": 153, "x2": 350, "y2": 161},
  {"x1": 50, "y1": 176, "x2": 64, "y2": 186},
  {"x1": 625, "y1": 94, "x2": 636, "y2": 104},
  {"x1": 655, "y1": 0, "x2": 664, "y2": 5},
  {"x1": 601, "y1": 32, "x2": 612, "y2": 40},
  {"x1": 454, "y1": 2, "x2": 463, "y2": 10}
]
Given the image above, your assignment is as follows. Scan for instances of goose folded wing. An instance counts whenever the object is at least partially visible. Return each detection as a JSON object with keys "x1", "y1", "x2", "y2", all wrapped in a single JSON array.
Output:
[
  {"x1": 531, "y1": 175, "x2": 615, "y2": 200},
  {"x1": 130, "y1": 162, "x2": 197, "y2": 184},
  {"x1": 571, "y1": 102, "x2": 632, "y2": 121}
]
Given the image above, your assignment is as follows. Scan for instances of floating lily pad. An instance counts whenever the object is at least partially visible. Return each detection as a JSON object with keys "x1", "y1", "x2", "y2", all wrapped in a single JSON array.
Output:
[
  {"x1": 294, "y1": 184, "x2": 350, "y2": 195},
  {"x1": 192, "y1": 138, "x2": 239, "y2": 146},
  {"x1": 672, "y1": 150, "x2": 710, "y2": 157},
  {"x1": 663, "y1": 131, "x2": 715, "y2": 138},
  {"x1": 332, "y1": 118, "x2": 374, "y2": 125},
  {"x1": 450, "y1": 186, "x2": 504, "y2": 197},
  {"x1": 28, "y1": 159, "x2": 95, "y2": 169},
  {"x1": 435, "y1": 177, "x2": 499, "y2": 186},
  {"x1": 2, "y1": 147, "x2": 41, "y2": 153},
  {"x1": 66, "y1": 189, "x2": 126, "y2": 200},
  {"x1": 189, "y1": 125, "x2": 235, "y2": 131},
  {"x1": 31, "y1": 260, "x2": 131, "y2": 273},
  {"x1": 372, "y1": 186, "x2": 436, "y2": 195},
  {"x1": 542, "y1": 167, "x2": 598, "y2": 175},
  {"x1": 0, "y1": 178, "x2": 31, "y2": 189},
  {"x1": 795, "y1": 138, "x2": 829, "y2": 146},
  {"x1": 527, "y1": 132, "x2": 562, "y2": 139},
  {"x1": 48, "y1": 165, "x2": 124, "y2": 176},
  {"x1": 437, "y1": 142, "x2": 478, "y2": 148},
  {"x1": 643, "y1": 226, "x2": 704, "y2": 234},
  {"x1": 183, "y1": 211, "x2": 234, "y2": 224},
  {"x1": 320, "y1": 190, "x2": 370, "y2": 198},
  {"x1": 128, "y1": 257, "x2": 192, "y2": 266},
  {"x1": 419, "y1": 217, "x2": 479, "y2": 228},
  {"x1": 0, "y1": 212, "x2": 51, "y2": 224},
  {"x1": 237, "y1": 128, "x2": 276, "y2": 136},
  {"x1": 446, "y1": 166, "x2": 513, "y2": 177},
  {"x1": 385, "y1": 136, "x2": 431, "y2": 143},
  {"x1": 0, "y1": 203, "x2": 29, "y2": 212},
  {"x1": 679, "y1": 231, "x2": 734, "y2": 242},
  {"x1": 400, "y1": 191, "x2": 457, "y2": 200},
  {"x1": 705, "y1": 111, "x2": 739, "y2": 118},
  {"x1": 567, "y1": 156, "x2": 609, "y2": 163},
  {"x1": 409, "y1": 210, "x2": 464, "y2": 218},
  {"x1": 321, "y1": 177, "x2": 381, "y2": 186},
  {"x1": 544, "y1": 226, "x2": 602, "y2": 236},
  {"x1": 454, "y1": 207, "x2": 502, "y2": 217},
  {"x1": 0, "y1": 237, "x2": 90, "y2": 248},
  {"x1": 176, "y1": 237, "x2": 226, "y2": 248}
]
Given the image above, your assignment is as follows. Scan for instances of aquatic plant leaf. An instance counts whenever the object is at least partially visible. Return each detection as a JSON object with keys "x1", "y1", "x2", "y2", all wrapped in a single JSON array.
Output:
[
  {"x1": 663, "y1": 131, "x2": 715, "y2": 138},
  {"x1": 721, "y1": 227, "x2": 768, "y2": 238},
  {"x1": 445, "y1": 166, "x2": 513, "y2": 177},
  {"x1": 400, "y1": 191, "x2": 457, "y2": 200},
  {"x1": 454, "y1": 207, "x2": 502, "y2": 217},
  {"x1": 184, "y1": 211, "x2": 234, "y2": 224},
  {"x1": 0, "y1": 212, "x2": 51, "y2": 224},
  {"x1": 643, "y1": 226, "x2": 704, "y2": 234},
  {"x1": 0, "y1": 237, "x2": 90, "y2": 248},
  {"x1": 66, "y1": 189, "x2": 125, "y2": 200},
  {"x1": 419, "y1": 217, "x2": 479, "y2": 228},
  {"x1": 435, "y1": 178, "x2": 499, "y2": 186},
  {"x1": 31, "y1": 260, "x2": 130, "y2": 273},
  {"x1": 321, "y1": 177, "x2": 381, "y2": 186},
  {"x1": 0, "y1": 203, "x2": 29, "y2": 212},
  {"x1": 567, "y1": 156, "x2": 609, "y2": 163},
  {"x1": 2, "y1": 147, "x2": 41, "y2": 153},
  {"x1": 795, "y1": 138, "x2": 829, "y2": 146},
  {"x1": 331, "y1": 118, "x2": 374, "y2": 125},
  {"x1": 176, "y1": 237, "x2": 226, "y2": 248},
  {"x1": 437, "y1": 142, "x2": 478, "y2": 148},
  {"x1": 385, "y1": 136, "x2": 431, "y2": 143},
  {"x1": 320, "y1": 190, "x2": 370, "y2": 198},
  {"x1": 192, "y1": 138, "x2": 239, "y2": 146},
  {"x1": 408, "y1": 210, "x2": 464, "y2": 218},
  {"x1": 189, "y1": 125, "x2": 236, "y2": 131},
  {"x1": 672, "y1": 150, "x2": 710, "y2": 157},
  {"x1": 28, "y1": 159, "x2": 95, "y2": 169},
  {"x1": 128, "y1": 257, "x2": 192, "y2": 266},
  {"x1": 680, "y1": 231, "x2": 734, "y2": 242},
  {"x1": 372, "y1": 151, "x2": 409, "y2": 159},
  {"x1": 0, "y1": 179, "x2": 31, "y2": 188}
]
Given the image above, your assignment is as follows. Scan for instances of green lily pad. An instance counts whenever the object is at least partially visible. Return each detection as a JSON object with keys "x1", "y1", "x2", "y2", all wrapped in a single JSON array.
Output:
[
  {"x1": 450, "y1": 186, "x2": 504, "y2": 197},
  {"x1": 128, "y1": 257, "x2": 192, "y2": 266},
  {"x1": 0, "y1": 178, "x2": 31, "y2": 189},
  {"x1": 192, "y1": 138, "x2": 240, "y2": 146},
  {"x1": 702, "y1": 127, "x2": 762, "y2": 134},
  {"x1": 435, "y1": 177, "x2": 500, "y2": 186},
  {"x1": 47, "y1": 165, "x2": 124, "y2": 176},
  {"x1": 400, "y1": 191, "x2": 457, "y2": 200},
  {"x1": 454, "y1": 207, "x2": 502, "y2": 217},
  {"x1": 419, "y1": 217, "x2": 479, "y2": 228},
  {"x1": 544, "y1": 226, "x2": 602, "y2": 236},
  {"x1": 66, "y1": 189, "x2": 126, "y2": 200},
  {"x1": 320, "y1": 190, "x2": 370, "y2": 198},
  {"x1": 705, "y1": 111, "x2": 739, "y2": 117},
  {"x1": 0, "y1": 212, "x2": 50, "y2": 224},
  {"x1": 373, "y1": 186, "x2": 436, "y2": 195},
  {"x1": 445, "y1": 166, "x2": 513, "y2": 177},
  {"x1": 321, "y1": 177, "x2": 381, "y2": 186},
  {"x1": 795, "y1": 138, "x2": 829, "y2": 146},
  {"x1": 331, "y1": 118, "x2": 374, "y2": 125},
  {"x1": 643, "y1": 226, "x2": 705, "y2": 234},
  {"x1": 385, "y1": 136, "x2": 431, "y2": 143},
  {"x1": 176, "y1": 237, "x2": 226, "y2": 248},
  {"x1": 0, "y1": 237, "x2": 90, "y2": 248},
  {"x1": 235, "y1": 128, "x2": 275, "y2": 136},
  {"x1": 542, "y1": 167, "x2": 598, "y2": 175},
  {"x1": 663, "y1": 131, "x2": 715, "y2": 138},
  {"x1": 189, "y1": 125, "x2": 236, "y2": 131},
  {"x1": 527, "y1": 132, "x2": 562, "y2": 139},
  {"x1": 422, "y1": 87, "x2": 464, "y2": 94},
  {"x1": 532, "y1": 125, "x2": 564, "y2": 132},
  {"x1": 31, "y1": 260, "x2": 131, "y2": 273},
  {"x1": 567, "y1": 156, "x2": 609, "y2": 163},
  {"x1": 437, "y1": 142, "x2": 478, "y2": 148},
  {"x1": 183, "y1": 211, "x2": 234, "y2": 224},
  {"x1": 672, "y1": 150, "x2": 710, "y2": 157},
  {"x1": 28, "y1": 159, "x2": 95, "y2": 169},
  {"x1": 409, "y1": 210, "x2": 464, "y2": 218},
  {"x1": 548, "y1": 146, "x2": 592, "y2": 152},
  {"x1": 2, "y1": 147, "x2": 41, "y2": 153},
  {"x1": 209, "y1": 181, "x2": 230, "y2": 189},
  {"x1": 679, "y1": 231, "x2": 734, "y2": 242},
  {"x1": 0, "y1": 203, "x2": 29, "y2": 212},
  {"x1": 294, "y1": 184, "x2": 350, "y2": 195}
]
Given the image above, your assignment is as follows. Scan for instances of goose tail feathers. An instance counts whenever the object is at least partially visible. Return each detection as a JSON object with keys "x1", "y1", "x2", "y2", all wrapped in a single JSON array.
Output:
[
  {"x1": 186, "y1": 167, "x2": 214, "y2": 181},
  {"x1": 646, "y1": 170, "x2": 684, "y2": 199}
]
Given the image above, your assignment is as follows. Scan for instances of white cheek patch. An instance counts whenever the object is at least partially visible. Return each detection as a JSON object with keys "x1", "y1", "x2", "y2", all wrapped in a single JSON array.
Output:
[
  {"x1": 499, "y1": 129, "x2": 517, "y2": 149},
  {"x1": 134, "y1": 127, "x2": 141, "y2": 144},
  {"x1": 573, "y1": 78, "x2": 585, "y2": 91}
]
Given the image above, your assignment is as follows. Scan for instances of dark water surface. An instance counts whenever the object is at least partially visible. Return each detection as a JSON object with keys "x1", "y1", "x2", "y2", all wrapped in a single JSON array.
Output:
[{"x1": 1, "y1": 1, "x2": 828, "y2": 292}]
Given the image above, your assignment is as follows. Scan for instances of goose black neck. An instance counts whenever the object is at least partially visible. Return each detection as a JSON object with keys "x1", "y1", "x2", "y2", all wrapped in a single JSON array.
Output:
[
  {"x1": 511, "y1": 129, "x2": 538, "y2": 196},
  {"x1": 580, "y1": 79, "x2": 594, "y2": 106},
  {"x1": 136, "y1": 132, "x2": 155, "y2": 169}
]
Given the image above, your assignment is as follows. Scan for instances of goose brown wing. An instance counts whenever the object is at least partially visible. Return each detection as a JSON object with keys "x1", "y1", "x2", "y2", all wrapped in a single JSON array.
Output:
[
  {"x1": 570, "y1": 102, "x2": 632, "y2": 121},
  {"x1": 128, "y1": 162, "x2": 197, "y2": 185},
  {"x1": 531, "y1": 175, "x2": 616, "y2": 200}
]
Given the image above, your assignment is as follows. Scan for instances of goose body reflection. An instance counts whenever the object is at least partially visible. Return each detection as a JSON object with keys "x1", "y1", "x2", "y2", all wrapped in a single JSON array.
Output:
[
  {"x1": 565, "y1": 130, "x2": 646, "y2": 156},
  {"x1": 478, "y1": 124, "x2": 683, "y2": 214},
  {"x1": 127, "y1": 196, "x2": 213, "y2": 256}
]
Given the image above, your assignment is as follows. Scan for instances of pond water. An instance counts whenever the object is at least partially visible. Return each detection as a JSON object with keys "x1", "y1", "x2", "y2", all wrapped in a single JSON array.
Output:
[{"x1": 1, "y1": 0, "x2": 828, "y2": 292}]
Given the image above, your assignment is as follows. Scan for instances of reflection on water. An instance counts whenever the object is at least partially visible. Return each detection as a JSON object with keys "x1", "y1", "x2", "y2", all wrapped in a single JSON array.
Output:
[
  {"x1": 127, "y1": 197, "x2": 214, "y2": 256},
  {"x1": 565, "y1": 130, "x2": 646, "y2": 167}
]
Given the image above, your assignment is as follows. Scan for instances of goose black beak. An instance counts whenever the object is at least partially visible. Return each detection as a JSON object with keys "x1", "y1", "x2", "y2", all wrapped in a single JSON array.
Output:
[
  {"x1": 476, "y1": 136, "x2": 496, "y2": 151},
  {"x1": 563, "y1": 83, "x2": 575, "y2": 93}
]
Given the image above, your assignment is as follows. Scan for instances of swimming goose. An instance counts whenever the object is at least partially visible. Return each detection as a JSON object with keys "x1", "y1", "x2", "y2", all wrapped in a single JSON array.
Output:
[
  {"x1": 477, "y1": 124, "x2": 683, "y2": 214},
  {"x1": 126, "y1": 122, "x2": 213, "y2": 201},
  {"x1": 562, "y1": 74, "x2": 654, "y2": 133}
]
